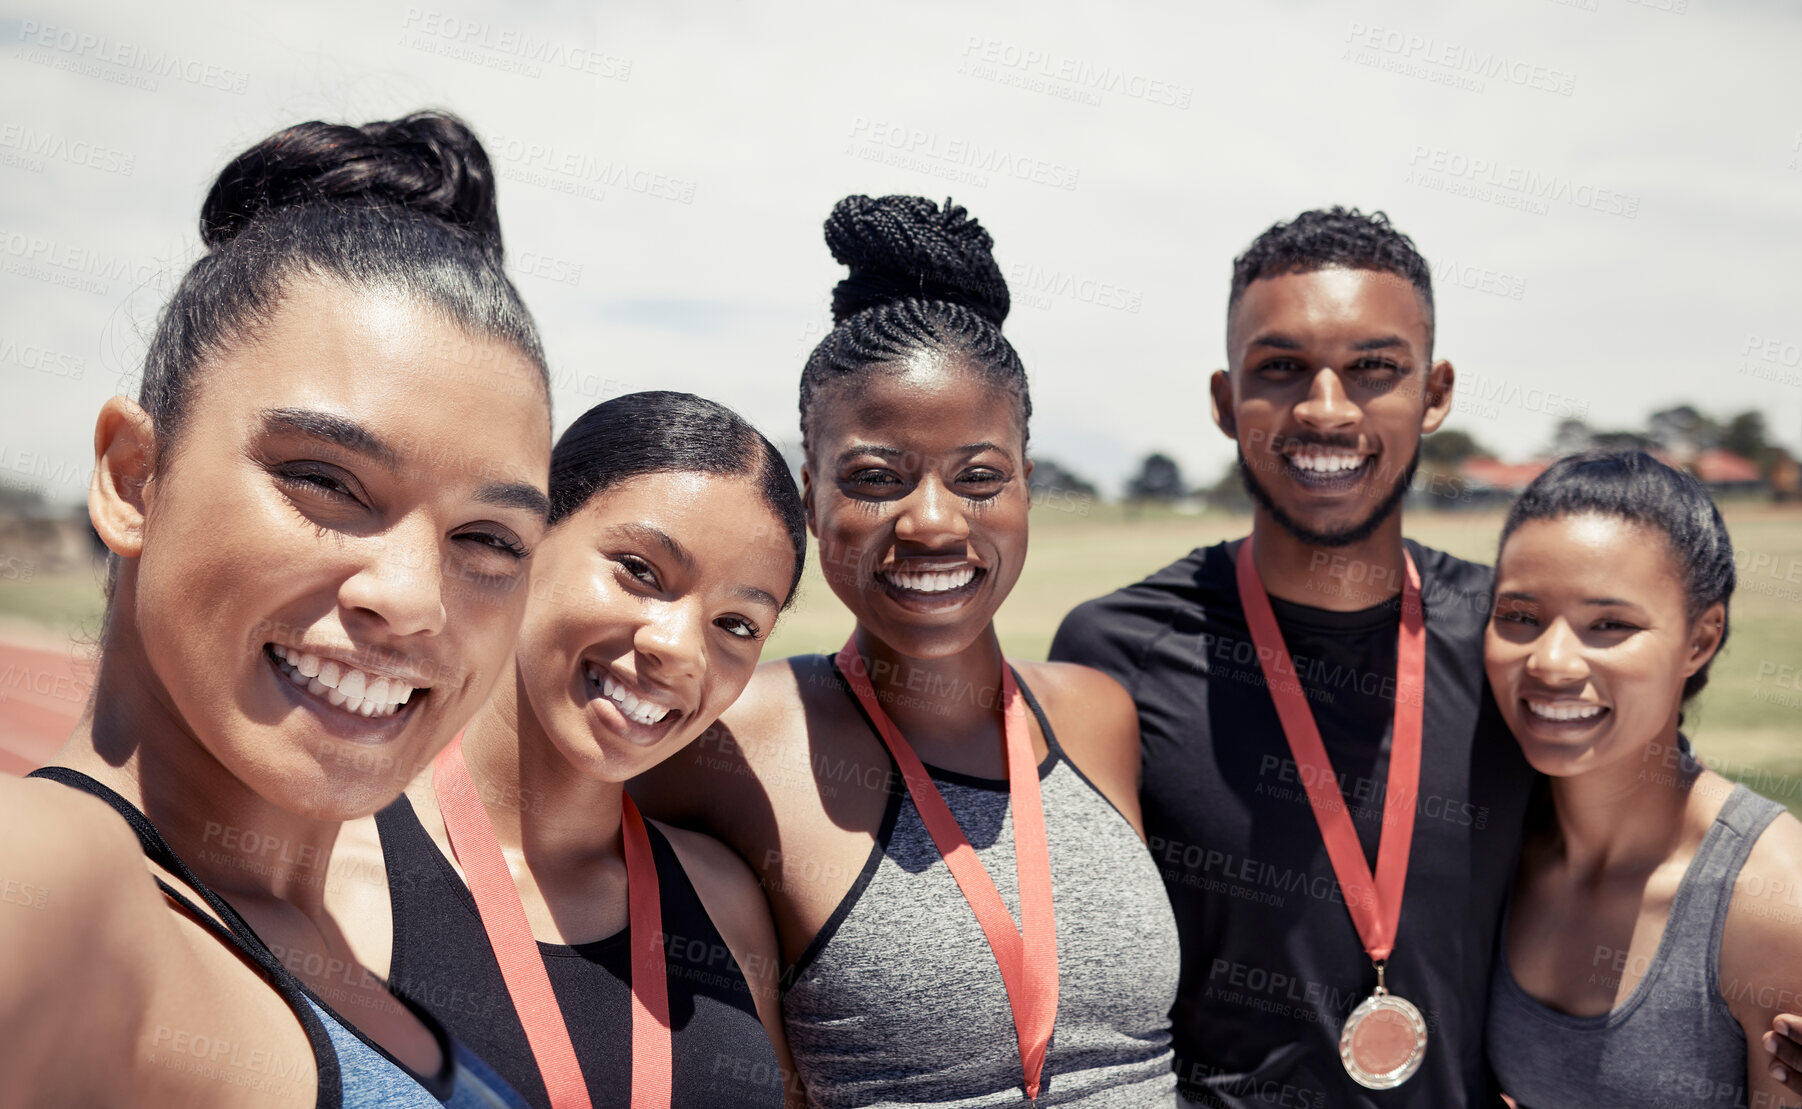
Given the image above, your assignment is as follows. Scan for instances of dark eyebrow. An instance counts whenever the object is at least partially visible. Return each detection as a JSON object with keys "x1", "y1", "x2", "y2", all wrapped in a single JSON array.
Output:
[
  {"x1": 838, "y1": 442, "x2": 1015, "y2": 465},
  {"x1": 1349, "y1": 336, "x2": 1409, "y2": 352},
  {"x1": 735, "y1": 585, "x2": 782, "y2": 610},
  {"x1": 476, "y1": 483, "x2": 551, "y2": 522},
  {"x1": 959, "y1": 441, "x2": 1011, "y2": 458},
  {"x1": 260, "y1": 408, "x2": 399, "y2": 468},
  {"x1": 606, "y1": 523, "x2": 694, "y2": 572},
  {"x1": 1245, "y1": 333, "x2": 1303, "y2": 351},
  {"x1": 1584, "y1": 596, "x2": 1641, "y2": 608},
  {"x1": 839, "y1": 444, "x2": 906, "y2": 465}
]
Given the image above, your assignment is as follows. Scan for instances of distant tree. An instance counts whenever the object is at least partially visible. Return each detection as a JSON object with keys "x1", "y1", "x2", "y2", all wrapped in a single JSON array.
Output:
[
  {"x1": 1591, "y1": 429, "x2": 1658, "y2": 453},
  {"x1": 1420, "y1": 428, "x2": 1489, "y2": 468},
  {"x1": 0, "y1": 483, "x2": 47, "y2": 517},
  {"x1": 1647, "y1": 405, "x2": 1721, "y2": 454},
  {"x1": 1028, "y1": 457, "x2": 1099, "y2": 500},
  {"x1": 1721, "y1": 410, "x2": 1770, "y2": 465},
  {"x1": 1549, "y1": 418, "x2": 1594, "y2": 457},
  {"x1": 1207, "y1": 459, "x2": 1253, "y2": 511},
  {"x1": 1125, "y1": 452, "x2": 1188, "y2": 502}
]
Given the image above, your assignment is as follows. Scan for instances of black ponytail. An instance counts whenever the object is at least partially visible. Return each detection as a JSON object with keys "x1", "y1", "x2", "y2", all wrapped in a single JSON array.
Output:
[{"x1": 140, "y1": 110, "x2": 546, "y2": 462}]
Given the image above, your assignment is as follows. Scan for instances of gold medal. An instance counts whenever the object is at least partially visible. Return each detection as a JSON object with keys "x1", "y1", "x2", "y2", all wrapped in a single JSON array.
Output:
[{"x1": 1338, "y1": 963, "x2": 1428, "y2": 1089}]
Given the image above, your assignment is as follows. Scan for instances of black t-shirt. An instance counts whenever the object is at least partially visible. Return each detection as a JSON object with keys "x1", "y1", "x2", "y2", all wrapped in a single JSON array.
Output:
[
  {"x1": 376, "y1": 795, "x2": 785, "y2": 1108},
  {"x1": 1049, "y1": 538, "x2": 1535, "y2": 1108}
]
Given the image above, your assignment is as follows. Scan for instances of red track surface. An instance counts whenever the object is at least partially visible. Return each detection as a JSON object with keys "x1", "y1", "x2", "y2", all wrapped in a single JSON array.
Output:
[{"x1": 0, "y1": 635, "x2": 90, "y2": 775}]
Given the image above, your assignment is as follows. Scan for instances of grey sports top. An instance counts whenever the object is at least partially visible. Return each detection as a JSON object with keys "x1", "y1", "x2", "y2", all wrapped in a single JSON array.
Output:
[
  {"x1": 781, "y1": 665, "x2": 1180, "y2": 1107},
  {"x1": 1486, "y1": 783, "x2": 1785, "y2": 1109}
]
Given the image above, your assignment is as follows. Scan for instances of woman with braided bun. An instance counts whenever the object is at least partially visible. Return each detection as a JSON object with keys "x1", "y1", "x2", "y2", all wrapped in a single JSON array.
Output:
[
  {"x1": 0, "y1": 111, "x2": 551, "y2": 1107},
  {"x1": 634, "y1": 195, "x2": 1181, "y2": 1106}
]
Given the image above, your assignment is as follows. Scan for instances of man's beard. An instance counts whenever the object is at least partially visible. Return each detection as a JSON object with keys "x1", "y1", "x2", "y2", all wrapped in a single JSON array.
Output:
[{"x1": 1237, "y1": 441, "x2": 1420, "y2": 549}]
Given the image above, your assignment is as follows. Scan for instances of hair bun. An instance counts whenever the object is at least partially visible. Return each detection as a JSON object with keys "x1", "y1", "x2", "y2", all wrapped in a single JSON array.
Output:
[
  {"x1": 824, "y1": 195, "x2": 1010, "y2": 327},
  {"x1": 200, "y1": 110, "x2": 501, "y2": 252}
]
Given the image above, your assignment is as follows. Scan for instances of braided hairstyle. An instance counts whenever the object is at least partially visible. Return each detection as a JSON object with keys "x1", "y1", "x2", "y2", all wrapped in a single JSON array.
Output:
[
  {"x1": 798, "y1": 195, "x2": 1029, "y2": 455},
  {"x1": 141, "y1": 109, "x2": 546, "y2": 463},
  {"x1": 1229, "y1": 206, "x2": 1435, "y2": 355}
]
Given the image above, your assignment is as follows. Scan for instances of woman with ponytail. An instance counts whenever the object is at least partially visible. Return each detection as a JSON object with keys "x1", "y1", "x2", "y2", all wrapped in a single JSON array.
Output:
[
  {"x1": 635, "y1": 195, "x2": 1181, "y2": 1106},
  {"x1": 0, "y1": 111, "x2": 551, "y2": 1108},
  {"x1": 328, "y1": 391, "x2": 809, "y2": 1108},
  {"x1": 1483, "y1": 451, "x2": 1802, "y2": 1109}
]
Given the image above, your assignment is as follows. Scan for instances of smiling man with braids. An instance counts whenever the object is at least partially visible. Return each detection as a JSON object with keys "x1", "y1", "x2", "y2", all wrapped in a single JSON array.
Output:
[
  {"x1": 636, "y1": 194, "x2": 1181, "y2": 1106},
  {"x1": 1052, "y1": 208, "x2": 1537, "y2": 1107}
]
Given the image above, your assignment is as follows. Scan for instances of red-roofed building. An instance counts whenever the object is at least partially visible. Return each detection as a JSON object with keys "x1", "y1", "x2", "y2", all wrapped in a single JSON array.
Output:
[{"x1": 1459, "y1": 457, "x2": 1551, "y2": 495}]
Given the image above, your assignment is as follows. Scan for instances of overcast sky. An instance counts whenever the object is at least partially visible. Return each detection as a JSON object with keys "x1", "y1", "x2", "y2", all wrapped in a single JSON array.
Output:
[{"x1": 3, "y1": 0, "x2": 1799, "y2": 505}]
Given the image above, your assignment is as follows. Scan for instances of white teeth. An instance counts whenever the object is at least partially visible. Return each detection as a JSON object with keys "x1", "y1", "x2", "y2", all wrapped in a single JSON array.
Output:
[
  {"x1": 590, "y1": 667, "x2": 672, "y2": 726},
  {"x1": 1527, "y1": 700, "x2": 1605, "y2": 722},
  {"x1": 1288, "y1": 452, "x2": 1367, "y2": 474},
  {"x1": 883, "y1": 566, "x2": 978, "y2": 593},
  {"x1": 269, "y1": 646, "x2": 416, "y2": 717}
]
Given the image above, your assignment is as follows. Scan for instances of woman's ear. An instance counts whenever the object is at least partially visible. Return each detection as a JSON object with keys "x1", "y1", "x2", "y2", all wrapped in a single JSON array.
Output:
[
  {"x1": 89, "y1": 396, "x2": 157, "y2": 559},
  {"x1": 1683, "y1": 601, "x2": 1727, "y2": 677}
]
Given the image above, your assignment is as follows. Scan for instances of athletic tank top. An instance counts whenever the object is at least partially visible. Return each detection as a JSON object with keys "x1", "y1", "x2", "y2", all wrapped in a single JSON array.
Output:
[
  {"x1": 24, "y1": 765, "x2": 528, "y2": 1109},
  {"x1": 780, "y1": 664, "x2": 1181, "y2": 1107},
  {"x1": 378, "y1": 794, "x2": 785, "y2": 1108},
  {"x1": 1486, "y1": 784, "x2": 1785, "y2": 1109}
]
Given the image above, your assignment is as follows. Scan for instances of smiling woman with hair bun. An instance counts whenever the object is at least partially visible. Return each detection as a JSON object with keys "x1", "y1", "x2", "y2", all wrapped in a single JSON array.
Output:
[
  {"x1": 0, "y1": 109, "x2": 551, "y2": 1108},
  {"x1": 635, "y1": 194, "x2": 1181, "y2": 1106}
]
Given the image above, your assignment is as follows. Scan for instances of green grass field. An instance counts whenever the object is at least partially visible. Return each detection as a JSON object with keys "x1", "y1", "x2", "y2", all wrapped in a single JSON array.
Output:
[{"x1": 6, "y1": 504, "x2": 1798, "y2": 809}]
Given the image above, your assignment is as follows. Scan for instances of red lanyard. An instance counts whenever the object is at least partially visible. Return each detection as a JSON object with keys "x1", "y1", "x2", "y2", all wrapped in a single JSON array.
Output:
[
  {"x1": 432, "y1": 736, "x2": 672, "y2": 1109},
  {"x1": 835, "y1": 638, "x2": 1059, "y2": 1103},
  {"x1": 1233, "y1": 539, "x2": 1425, "y2": 964}
]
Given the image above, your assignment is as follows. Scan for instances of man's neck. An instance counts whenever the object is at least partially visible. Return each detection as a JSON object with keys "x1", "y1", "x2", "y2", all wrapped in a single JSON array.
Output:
[{"x1": 1249, "y1": 507, "x2": 1407, "y2": 612}]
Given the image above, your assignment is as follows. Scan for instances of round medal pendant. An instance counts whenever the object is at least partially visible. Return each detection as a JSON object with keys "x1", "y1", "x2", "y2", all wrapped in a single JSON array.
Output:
[{"x1": 1338, "y1": 988, "x2": 1427, "y2": 1089}]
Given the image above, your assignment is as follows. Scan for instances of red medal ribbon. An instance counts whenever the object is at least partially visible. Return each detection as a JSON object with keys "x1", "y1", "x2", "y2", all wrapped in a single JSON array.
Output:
[
  {"x1": 433, "y1": 735, "x2": 672, "y2": 1109},
  {"x1": 1233, "y1": 539, "x2": 1425, "y2": 964},
  {"x1": 835, "y1": 639, "x2": 1060, "y2": 1103}
]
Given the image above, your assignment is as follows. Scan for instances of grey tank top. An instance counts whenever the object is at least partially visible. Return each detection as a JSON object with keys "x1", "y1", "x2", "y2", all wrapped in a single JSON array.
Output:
[
  {"x1": 781, "y1": 670, "x2": 1180, "y2": 1107},
  {"x1": 1486, "y1": 784, "x2": 1785, "y2": 1109}
]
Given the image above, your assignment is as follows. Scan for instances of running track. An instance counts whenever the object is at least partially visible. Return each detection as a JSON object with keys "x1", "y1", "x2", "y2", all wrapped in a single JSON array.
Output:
[{"x1": 0, "y1": 634, "x2": 89, "y2": 776}]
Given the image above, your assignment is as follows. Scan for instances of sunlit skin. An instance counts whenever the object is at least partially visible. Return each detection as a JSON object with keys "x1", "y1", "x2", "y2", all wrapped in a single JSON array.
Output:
[
  {"x1": 1487, "y1": 513, "x2": 1802, "y2": 1107},
  {"x1": 807, "y1": 353, "x2": 1032, "y2": 670},
  {"x1": 327, "y1": 470, "x2": 804, "y2": 1102},
  {"x1": 1211, "y1": 268, "x2": 1453, "y2": 609},
  {"x1": 632, "y1": 355, "x2": 1148, "y2": 974},
  {"x1": 0, "y1": 279, "x2": 552, "y2": 1107}
]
